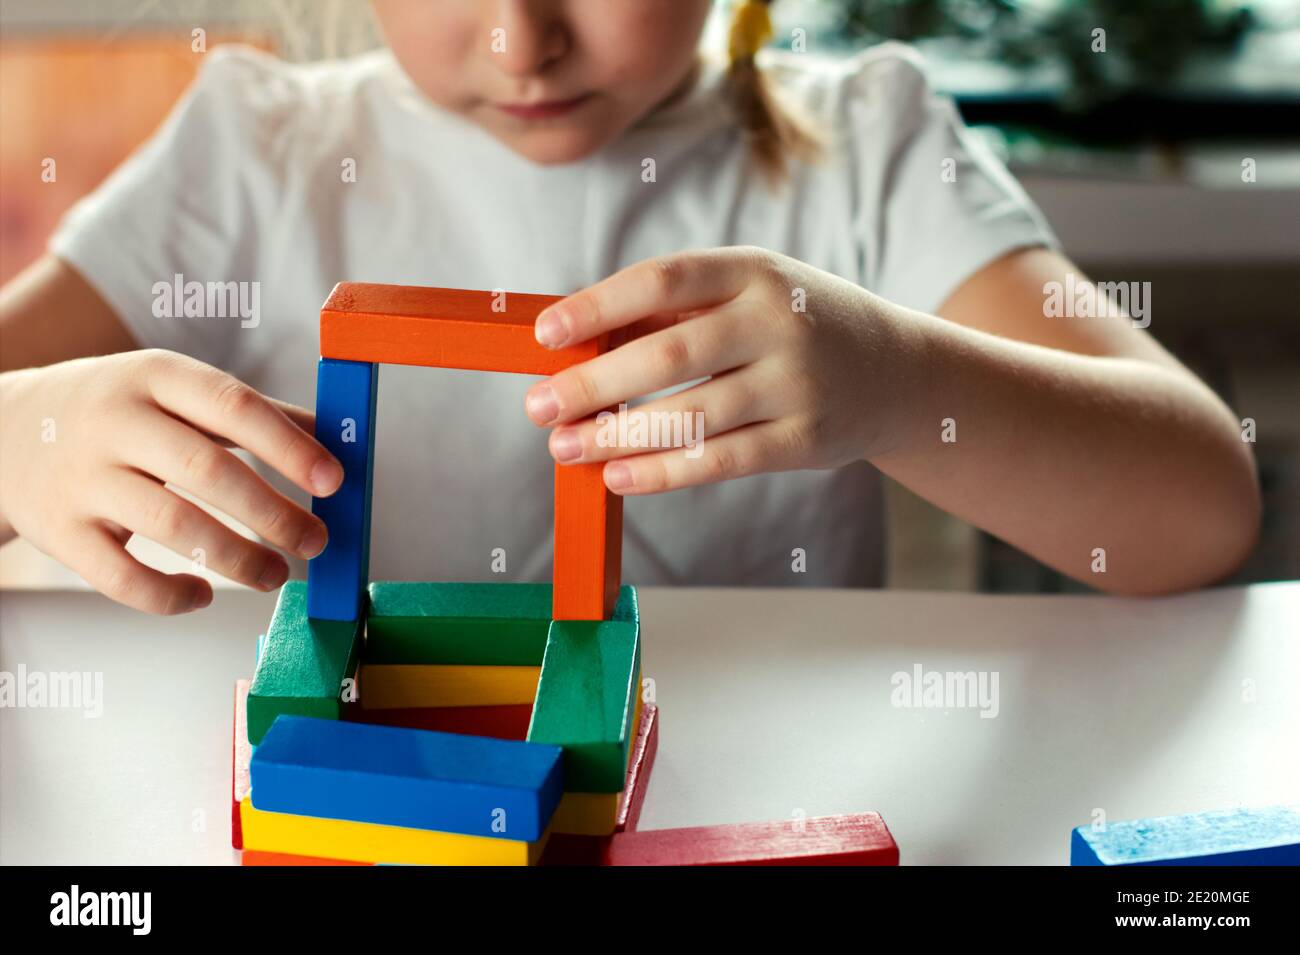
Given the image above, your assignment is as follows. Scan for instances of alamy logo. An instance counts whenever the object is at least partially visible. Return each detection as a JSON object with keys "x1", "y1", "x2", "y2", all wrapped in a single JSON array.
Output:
[
  {"x1": 50, "y1": 885, "x2": 151, "y2": 935},
  {"x1": 890, "y1": 664, "x2": 1000, "y2": 719},
  {"x1": 0, "y1": 665, "x2": 102, "y2": 718},
  {"x1": 595, "y1": 403, "x2": 705, "y2": 459},
  {"x1": 151, "y1": 273, "x2": 260, "y2": 328},
  {"x1": 1043, "y1": 274, "x2": 1151, "y2": 329}
]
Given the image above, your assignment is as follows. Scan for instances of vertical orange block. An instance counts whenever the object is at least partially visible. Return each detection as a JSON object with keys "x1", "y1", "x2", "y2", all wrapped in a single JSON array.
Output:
[{"x1": 553, "y1": 461, "x2": 622, "y2": 620}]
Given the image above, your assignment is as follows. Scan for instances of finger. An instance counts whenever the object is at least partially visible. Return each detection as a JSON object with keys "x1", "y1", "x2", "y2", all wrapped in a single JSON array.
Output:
[
  {"x1": 193, "y1": 398, "x2": 315, "y2": 450},
  {"x1": 97, "y1": 470, "x2": 290, "y2": 592},
  {"x1": 124, "y1": 412, "x2": 327, "y2": 559},
  {"x1": 547, "y1": 370, "x2": 772, "y2": 464},
  {"x1": 266, "y1": 398, "x2": 316, "y2": 436},
  {"x1": 525, "y1": 301, "x2": 763, "y2": 426},
  {"x1": 601, "y1": 421, "x2": 805, "y2": 496},
  {"x1": 59, "y1": 521, "x2": 213, "y2": 615},
  {"x1": 534, "y1": 248, "x2": 760, "y2": 348},
  {"x1": 147, "y1": 355, "x2": 341, "y2": 497}
]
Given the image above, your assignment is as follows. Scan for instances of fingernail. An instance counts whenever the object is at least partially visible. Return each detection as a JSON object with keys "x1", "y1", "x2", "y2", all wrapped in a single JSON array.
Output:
[
  {"x1": 192, "y1": 586, "x2": 213, "y2": 610},
  {"x1": 258, "y1": 560, "x2": 289, "y2": 590},
  {"x1": 606, "y1": 462, "x2": 634, "y2": 491},
  {"x1": 550, "y1": 429, "x2": 583, "y2": 463},
  {"x1": 525, "y1": 385, "x2": 560, "y2": 425},
  {"x1": 535, "y1": 309, "x2": 569, "y2": 348},
  {"x1": 310, "y1": 459, "x2": 344, "y2": 496},
  {"x1": 298, "y1": 524, "x2": 327, "y2": 559}
]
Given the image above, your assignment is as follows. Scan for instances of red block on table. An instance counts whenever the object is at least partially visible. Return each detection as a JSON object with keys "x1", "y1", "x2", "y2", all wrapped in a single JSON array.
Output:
[
  {"x1": 602, "y1": 812, "x2": 899, "y2": 866},
  {"x1": 346, "y1": 702, "x2": 533, "y2": 740},
  {"x1": 617, "y1": 699, "x2": 659, "y2": 832},
  {"x1": 232, "y1": 679, "x2": 252, "y2": 850}
]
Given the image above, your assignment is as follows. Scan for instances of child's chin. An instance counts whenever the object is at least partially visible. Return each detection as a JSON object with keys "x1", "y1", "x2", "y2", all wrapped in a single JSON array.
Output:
[{"x1": 488, "y1": 125, "x2": 615, "y2": 167}]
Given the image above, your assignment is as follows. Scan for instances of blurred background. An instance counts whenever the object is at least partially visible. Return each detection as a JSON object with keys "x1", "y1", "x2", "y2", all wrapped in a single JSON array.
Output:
[{"x1": 1, "y1": 0, "x2": 1297, "y2": 592}]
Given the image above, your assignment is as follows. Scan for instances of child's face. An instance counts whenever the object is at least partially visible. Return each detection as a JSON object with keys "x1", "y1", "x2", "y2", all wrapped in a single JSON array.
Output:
[{"x1": 370, "y1": 0, "x2": 713, "y2": 164}]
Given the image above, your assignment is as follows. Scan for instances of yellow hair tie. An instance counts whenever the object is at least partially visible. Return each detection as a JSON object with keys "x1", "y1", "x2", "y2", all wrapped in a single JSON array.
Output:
[{"x1": 728, "y1": 0, "x2": 774, "y2": 63}]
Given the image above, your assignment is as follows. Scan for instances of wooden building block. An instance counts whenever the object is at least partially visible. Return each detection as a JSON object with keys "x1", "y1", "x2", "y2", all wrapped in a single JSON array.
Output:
[
  {"x1": 603, "y1": 812, "x2": 899, "y2": 866},
  {"x1": 247, "y1": 581, "x2": 362, "y2": 745},
  {"x1": 307, "y1": 357, "x2": 377, "y2": 622},
  {"x1": 1071, "y1": 805, "x2": 1300, "y2": 866},
  {"x1": 239, "y1": 796, "x2": 549, "y2": 866},
  {"x1": 365, "y1": 582, "x2": 639, "y2": 665},
  {"x1": 319, "y1": 283, "x2": 605, "y2": 375},
  {"x1": 553, "y1": 461, "x2": 622, "y2": 620},
  {"x1": 366, "y1": 582, "x2": 553, "y2": 665},
  {"x1": 618, "y1": 702, "x2": 659, "y2": 832},
  {"x1": 251, "y1": 716, "x2": 563, "y2": 842},
  {"x1": 232, "y1": 679, "x2": 252, "y2": 849},
  {"x1": 241, "y1": 850, "x2": 369, "y2": 867},
  {"x1": 527, "y1": 618, "x2": 640, "y2": 792},
  {"x1": 348, "y1": 702, "x2": 533, "y2": 740},
  {"x1": 359, "y1": 664, "x2": 540, "y2": 709}
]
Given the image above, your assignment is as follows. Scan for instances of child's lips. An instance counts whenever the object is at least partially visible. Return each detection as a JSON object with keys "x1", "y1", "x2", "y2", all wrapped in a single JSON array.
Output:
[{"x1": 493, "y1": 92, "x2": 594, "y2": 120}]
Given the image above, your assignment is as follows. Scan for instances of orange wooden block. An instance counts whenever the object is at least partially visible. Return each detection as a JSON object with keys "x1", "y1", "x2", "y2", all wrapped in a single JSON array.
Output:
[
  {"x1": 553, "y1": 460, "x2": 622, "y2": 620},
  {"x1": 319, "y1": 282, "x2": 605, "y2": 375},
  {"x1": 241, "y1": 850, "x2": 370, "y2": 867}
]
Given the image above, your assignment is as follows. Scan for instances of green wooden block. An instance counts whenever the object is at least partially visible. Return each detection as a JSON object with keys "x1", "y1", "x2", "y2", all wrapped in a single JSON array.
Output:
[
  {"x1": 365, "y1": 582, "x2": 639, "y2": 666},
  {"x1": 527, "y1": 616, "x2": 641, "y2": 793},
  {"x1": 247, "y1": 581, "x2": 363, "y2": 745}
]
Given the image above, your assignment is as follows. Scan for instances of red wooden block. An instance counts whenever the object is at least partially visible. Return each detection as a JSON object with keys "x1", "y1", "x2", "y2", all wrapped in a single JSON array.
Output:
[
  {"x1": 319, "y1": 283, "x2": 605, "y2": 375},
  {"x1": 346, "y1": 702, "x2": 533, "y2": 740},
  {"x1": 241, "y1": 850, "x2": 370, "y2": 867},
  {"x1": 617, "y1": 703, "x2": 658, "y2": 832},
  {"x1": 232, "y1": 679, "x2": 252, "y2": 850},
  {"x1": 553, "y1": 460, "x2": 622, "y2": 620},
  {"x1": 602, "y1": 812, "x2": 899, "y2": 867}
]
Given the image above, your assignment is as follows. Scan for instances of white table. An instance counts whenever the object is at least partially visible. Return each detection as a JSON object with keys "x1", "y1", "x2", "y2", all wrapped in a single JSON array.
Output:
[{"x1": 2, "y1": 582, "x2": 1297, "y2": 865}]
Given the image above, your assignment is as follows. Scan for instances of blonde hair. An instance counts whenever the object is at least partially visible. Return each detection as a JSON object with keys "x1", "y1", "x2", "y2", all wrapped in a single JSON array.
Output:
[{"x1": 725, "y1": 0, "x2": 823, "y2": 184}]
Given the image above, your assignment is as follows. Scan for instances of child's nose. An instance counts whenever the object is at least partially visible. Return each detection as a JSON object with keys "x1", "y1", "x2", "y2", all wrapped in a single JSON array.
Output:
[{"x1": 488, "y1": 0, "x2": 571, "y2": 78}]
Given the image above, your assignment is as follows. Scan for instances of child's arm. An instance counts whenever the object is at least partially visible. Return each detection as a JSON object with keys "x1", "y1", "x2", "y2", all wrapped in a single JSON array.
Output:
[
  {"x1": 0, "y1": 254, "x2": 343, "y2": 613},
  {"x1": 523, "y1": 246, "x2": 1259, "y2": 595}
]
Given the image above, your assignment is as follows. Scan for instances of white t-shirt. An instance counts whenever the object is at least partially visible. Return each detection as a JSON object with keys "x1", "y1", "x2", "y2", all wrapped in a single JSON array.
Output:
[{"x1": 50, "y1": 42, "x2": 1054, "y2": 589}]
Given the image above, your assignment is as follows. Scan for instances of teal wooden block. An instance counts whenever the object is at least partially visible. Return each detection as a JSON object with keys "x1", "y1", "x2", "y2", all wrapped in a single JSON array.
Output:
[
  {"x1": 527, "y1": 614, "x2": 640, "y2": 792},
  {"x1": 1071, "y1": 805, "x2": 1300, "y2": 865},
  {"x1": 247, "y1": 582, "x2": 363, "y2": 745}
]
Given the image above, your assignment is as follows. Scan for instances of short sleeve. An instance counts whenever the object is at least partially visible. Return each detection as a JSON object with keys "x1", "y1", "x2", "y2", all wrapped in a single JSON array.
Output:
[
  {"x1": 845, "y1": 45, "x2": 1058, "y2": 315},
  {"x1": 48, "y1": 45, "x2": 283, "y2": 370}
]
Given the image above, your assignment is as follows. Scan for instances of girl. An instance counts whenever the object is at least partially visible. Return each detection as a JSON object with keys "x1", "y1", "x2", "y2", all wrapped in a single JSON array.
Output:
[{"x1": 0, "y1": 0, "x2": 1259, "y2": 614}]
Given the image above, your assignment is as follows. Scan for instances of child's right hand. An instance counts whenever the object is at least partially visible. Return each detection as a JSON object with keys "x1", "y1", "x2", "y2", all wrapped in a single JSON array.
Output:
[{"x1": 0, "y1": 349, "x2": 343, "y2": 614}]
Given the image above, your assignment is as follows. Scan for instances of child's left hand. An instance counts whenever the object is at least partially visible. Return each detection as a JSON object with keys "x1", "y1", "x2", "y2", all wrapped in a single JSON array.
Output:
[{"x1": 524, "y1": 246, "x2": 917, "y2": 494}]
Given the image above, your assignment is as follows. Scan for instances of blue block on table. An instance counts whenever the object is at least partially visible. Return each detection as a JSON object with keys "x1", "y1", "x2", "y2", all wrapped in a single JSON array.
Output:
[
  {"x1": 307, "y1": 358, "x2": 377, "y2": 621},
  {"x1": 1071, "y1": 805, "x2": 1300, "y2": 865},
  {"x1": 250, "y1": 716, "x2": 565, "y2": 841}
]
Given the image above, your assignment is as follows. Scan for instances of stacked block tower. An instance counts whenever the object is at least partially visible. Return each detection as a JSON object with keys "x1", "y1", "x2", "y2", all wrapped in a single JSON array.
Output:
[
  {"x1": 229, "y1": 281, "x2": 899, "y2": 866},
  {"x1": 232, "y1": 283, "x2": 650, "y2": 865}
]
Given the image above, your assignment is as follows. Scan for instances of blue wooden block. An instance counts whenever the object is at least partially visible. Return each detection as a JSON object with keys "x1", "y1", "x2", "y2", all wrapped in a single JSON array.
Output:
[
  {"x1": 1071, "y1": 805, "x2": 1300, "y2": 865},
  {"x1": 249, "y1": 715, "x2": 564, "y2": 842},
  {"x1": 307, "y1": 358, "x2": 378, "y2": 621}
]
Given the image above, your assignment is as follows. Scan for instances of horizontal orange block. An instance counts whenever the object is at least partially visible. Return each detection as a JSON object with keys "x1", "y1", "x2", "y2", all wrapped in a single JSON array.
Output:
[
  {"x1": 241, "y1": 850, "x2": 369, "y2": 866},
  {"x1": 320, "y1": 282, "x2": 606, "y2": 375}
]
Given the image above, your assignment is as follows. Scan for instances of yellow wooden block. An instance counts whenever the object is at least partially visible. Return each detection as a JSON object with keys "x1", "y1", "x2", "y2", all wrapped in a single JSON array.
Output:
[
  {"x1": 359, "y1": 664, "x2": 541, "y2": 709},
  {"x1": 241, "y1": 796, "x2": 547, "y2": 865},
  {"x1": 552, "y1": 790, "x2": 621, "y2": 836},
  {"x1": 551, "y1": 693, "x2": 644, "y2": 836}
]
